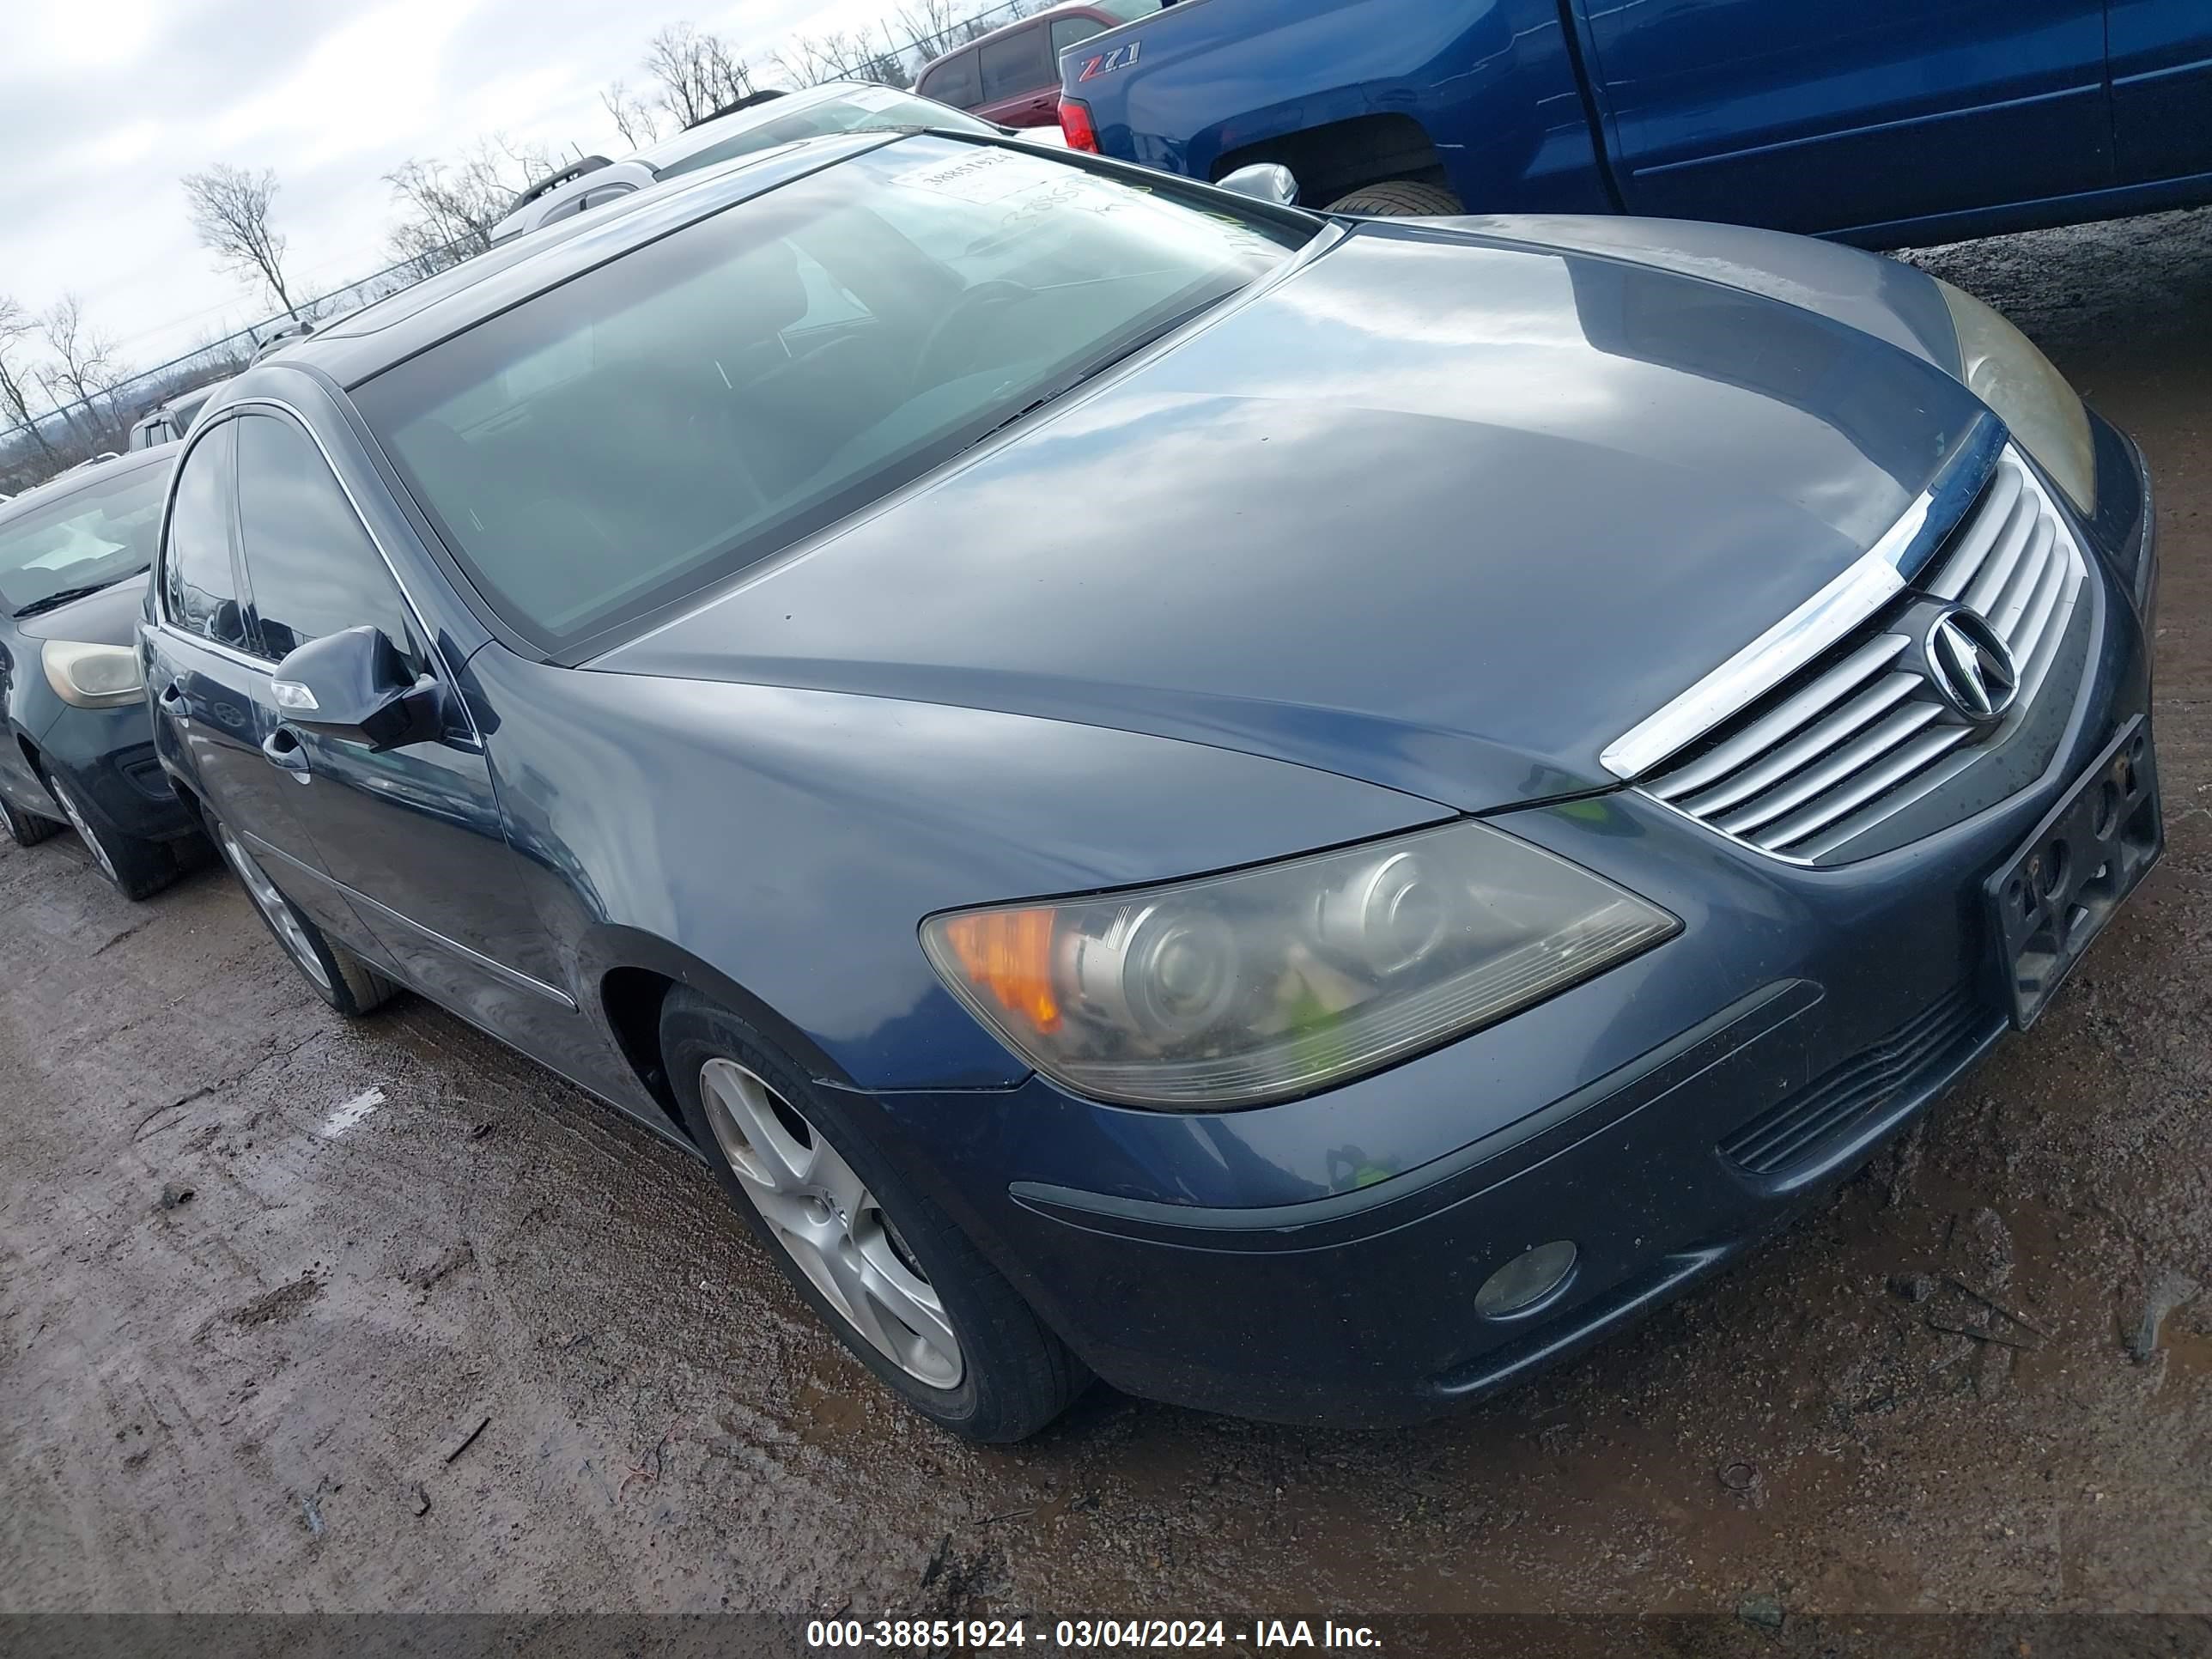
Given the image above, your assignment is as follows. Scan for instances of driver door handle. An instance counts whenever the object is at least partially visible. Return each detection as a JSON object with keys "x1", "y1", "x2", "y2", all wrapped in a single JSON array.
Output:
[
  {"x1": 158, "y1": 683, "x2": 185, "y2": 708},
  {"x1": 261, "y1": 725, "x2": 310, "y2": 775}
]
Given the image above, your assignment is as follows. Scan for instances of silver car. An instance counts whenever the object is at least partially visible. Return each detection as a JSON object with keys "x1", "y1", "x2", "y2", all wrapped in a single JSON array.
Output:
[{"x1": 490, "y1": 81, "x2": 1065, "y2": 246}]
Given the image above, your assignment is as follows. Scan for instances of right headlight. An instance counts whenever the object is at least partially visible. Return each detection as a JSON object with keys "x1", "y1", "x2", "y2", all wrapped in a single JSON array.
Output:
[
  {"x1": 1935, "y1": 276, "x2": 2096, "y2": 514},
  {"x1": 42, "y1": 640, "x2": 146, "y2": 709},
  {"x1": 921, "y1": 822, "x2": 1678, "y2": 1109}
]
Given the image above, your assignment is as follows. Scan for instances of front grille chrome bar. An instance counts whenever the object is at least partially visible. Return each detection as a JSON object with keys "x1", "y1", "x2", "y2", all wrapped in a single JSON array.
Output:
[
  {"x1": 1600, "y1": 413, "x2": 2005, "y2": 781},
  {"x1": 1637, "y1": 441, "x2": 2089, "y2": 864}
]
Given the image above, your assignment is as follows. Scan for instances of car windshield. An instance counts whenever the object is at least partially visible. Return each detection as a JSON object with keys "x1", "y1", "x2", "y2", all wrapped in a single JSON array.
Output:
[
  {"x1": 357, "y1": 137, "x2": 1313, "y2": 653},
  {"x1": 0, "y1": 465, "x2": 167, "y2": 616},
  {"x1": 652, "y1": 88, "x2": 999, "y2": 182}
]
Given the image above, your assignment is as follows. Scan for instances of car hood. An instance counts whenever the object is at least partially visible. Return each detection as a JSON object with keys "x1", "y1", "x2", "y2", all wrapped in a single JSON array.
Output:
[
  {"x1": 594, "y1": 222, "x2": 1986, "y2": 811},
  {"x1": 12, "y1": 574, "x2": 149, "y2": 645}
]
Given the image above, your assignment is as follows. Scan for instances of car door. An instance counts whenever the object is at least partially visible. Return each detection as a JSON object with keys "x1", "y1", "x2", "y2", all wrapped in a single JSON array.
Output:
[
  {"x1": 227, "y1": 407, "x2": 567, "y2": 1030},
  {"x1": 977, "y1": 22, "x2": 1059, "y2": 126},
  {"x1": 1573, "y1": 0, "x2": 2112, "y2": 237},
  {"x1": 2107, "y1": 0, "x2": 2212, "y2": 183},
  {"x1": 143, "y1": 419, "x2": 357, "y2": 939}
]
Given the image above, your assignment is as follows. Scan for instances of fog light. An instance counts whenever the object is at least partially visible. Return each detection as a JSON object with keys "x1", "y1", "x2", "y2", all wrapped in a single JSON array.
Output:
[{"x1": 1475, "y1": 1240, "x2": 1577, "y2": 1316}]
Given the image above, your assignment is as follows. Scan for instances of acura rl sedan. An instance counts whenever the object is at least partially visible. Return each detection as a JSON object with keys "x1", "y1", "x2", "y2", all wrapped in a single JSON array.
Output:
[
  {"x1": 143, "y1": 131, "x2": 2159, "y2": 1440},
  {"x1": 1, "y1": 447, "x2": 203, "y2": 896}
]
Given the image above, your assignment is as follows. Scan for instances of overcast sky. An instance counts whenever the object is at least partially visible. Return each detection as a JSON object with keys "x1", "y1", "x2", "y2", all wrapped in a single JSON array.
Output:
[{"x1": 1, "y1": 0, "x2": 900, "y2": 380}]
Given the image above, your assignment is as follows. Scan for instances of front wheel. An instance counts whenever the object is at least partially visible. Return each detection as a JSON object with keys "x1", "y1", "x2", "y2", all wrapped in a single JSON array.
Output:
[
  {"x1": 0, "y1": 789, "x2": 62, "y2": 848},
  {"x1": 1324, "y1": 179, "x2": 1465, "y2": 216},
  {"x1": 46, "y1": 770, "x2": 179, "y2": 900},
  {"x1": 660, "y1": 989, "x2": 1086, "y2": 1442},
  {"x1": 209, "y1": 811, "x2": 396, "y2": 1017}
]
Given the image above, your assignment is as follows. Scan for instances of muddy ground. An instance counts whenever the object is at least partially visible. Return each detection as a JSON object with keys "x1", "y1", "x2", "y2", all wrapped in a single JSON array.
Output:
[{"x1": 3, "y1": 209, "x2": 2210, "y2": 1622}]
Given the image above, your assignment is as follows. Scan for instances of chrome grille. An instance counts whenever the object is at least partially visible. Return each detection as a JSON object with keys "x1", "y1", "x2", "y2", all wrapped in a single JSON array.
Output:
[{"x1": 1644, "y1": 449, "x2": 2087, "y2": 862}]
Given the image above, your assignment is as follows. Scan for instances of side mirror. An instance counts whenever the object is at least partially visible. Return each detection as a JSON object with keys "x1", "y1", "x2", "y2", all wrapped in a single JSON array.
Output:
[
  {"x1": 270, "y1": 626, "x2": 441, "y2": 752},
  {"x1": 1217, "y1": 163, "x2": 1298, "y2": 207}
]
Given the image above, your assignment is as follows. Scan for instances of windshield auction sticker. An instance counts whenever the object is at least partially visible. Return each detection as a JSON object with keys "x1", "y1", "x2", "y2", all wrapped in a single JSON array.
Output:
[{"x1": 891, "y1": 148, "x2": 1059, "y2": 205}]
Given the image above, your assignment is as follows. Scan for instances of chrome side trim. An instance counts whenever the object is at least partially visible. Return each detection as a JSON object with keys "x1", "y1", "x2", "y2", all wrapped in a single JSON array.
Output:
[
  {"x1": 338, "y1": 874, "x2": 578, "y2": 1008},
  {"x1": 237, "y1": 828, "x2": 574, "y2": 1008},
  {"x1": 149, "y1": 619, "x2": 271, "y2": 676},
  {"x1": 1600, "y1": 413, "x2": 2003, "y2": 781}
]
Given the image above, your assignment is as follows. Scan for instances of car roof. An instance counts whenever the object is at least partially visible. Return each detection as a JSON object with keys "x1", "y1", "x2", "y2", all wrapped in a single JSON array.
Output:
[
  {"x1": 286, "y1": 130, "x2": 908, "y2": 389},
  {"x1": 0, "y1": 445, "x2": 173, "y2": 526},
  {"x1": 493, "y1": 82, "x2": 934, "y2": 245},
  {"x1": 629, "y1": 80, "x2": 865, "y2": 172}
]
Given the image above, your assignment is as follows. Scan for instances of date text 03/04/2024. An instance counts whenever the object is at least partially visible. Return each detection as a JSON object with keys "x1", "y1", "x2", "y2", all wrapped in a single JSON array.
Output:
[{"x1": 805, "y1": 1619, "x2": 1383, "y2": 1650}]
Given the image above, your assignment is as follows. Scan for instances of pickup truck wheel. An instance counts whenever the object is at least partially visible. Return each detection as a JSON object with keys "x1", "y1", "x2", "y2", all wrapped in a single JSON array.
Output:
[{"x1": 1325, "y1": 179, "x2": 1464, "y2": 216}]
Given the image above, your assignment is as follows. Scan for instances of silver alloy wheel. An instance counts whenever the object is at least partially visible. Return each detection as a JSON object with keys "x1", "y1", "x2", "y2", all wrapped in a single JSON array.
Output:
[
  {"x1": 700, "y1": 1057, "x2": 963, "y2": 1389},
  {"x1": 216, "y1": 823, "x2": 332, "y2": 993},
  {"x1": 51, "y1": 778, "x2": 118, "y2": 883}
]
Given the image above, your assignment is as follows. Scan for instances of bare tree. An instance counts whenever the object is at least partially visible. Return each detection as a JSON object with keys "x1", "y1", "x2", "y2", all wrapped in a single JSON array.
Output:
[
  {"x1": 890, "y1": 0, "x2": 973, "y2": 61},
  {"x1": 384, "y1": 137, "x2": 561, "y2": 278},
  {"x1": 0, "y1": 295, "x2": 58, "y2": 464},
  {"x1": 37, "y1": 294, "x2": 129, "y2": 451},
  {"x1": 601, "y1": 80, "x2": 663, "y2": 149},
  {"x1": 182, "y1": 164, "x2": 301, "y2": 319},
  {"x1": 642, "y1": 22, "x2": 757, "y2": 129},
  {"x1": 777, "y1": 25, "x2": 914, "y2": 88}
]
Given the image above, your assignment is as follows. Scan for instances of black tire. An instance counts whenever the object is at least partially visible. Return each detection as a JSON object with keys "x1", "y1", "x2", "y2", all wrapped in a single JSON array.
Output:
[
  {"x1": 0, "y1": 789, "x2": 62, "y2": 848},
  {"x1": 660, "y1": 988, "x2": 1086, "y2": 1442},
  {"x1": 1324, "y1": 179, "x2": 1465, "y2": 216},
  {"x1": 45, "y1": 770, "x2": 180, "y2": 901},
  {"x1": 206, "y1": 808, "x2": 397, "y2": 1018}
]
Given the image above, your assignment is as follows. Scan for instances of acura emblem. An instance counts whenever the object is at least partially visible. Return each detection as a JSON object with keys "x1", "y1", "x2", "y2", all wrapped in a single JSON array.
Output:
[{"x1": 1924, "y1": 605, "x2": 2017, "y2": 724}]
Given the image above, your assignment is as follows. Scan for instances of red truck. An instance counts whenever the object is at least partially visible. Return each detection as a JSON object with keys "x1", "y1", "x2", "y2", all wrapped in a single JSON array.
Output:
[{"x1": 916, "y1": 1, "x2": 1161, "y2": 128}]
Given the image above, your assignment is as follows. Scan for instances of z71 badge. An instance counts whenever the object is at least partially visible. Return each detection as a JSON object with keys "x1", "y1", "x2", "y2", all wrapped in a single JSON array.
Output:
[{"x1": 1075, "y1": 40, "x2": 1141, "y2": 80}]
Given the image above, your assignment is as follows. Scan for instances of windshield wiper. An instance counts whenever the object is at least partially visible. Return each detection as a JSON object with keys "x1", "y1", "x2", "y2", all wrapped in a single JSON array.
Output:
[
  {"x1": 968, "y1": 294, "x2": 1231, "y2": 450},
  {"x1": 11, "y1": 567, "x2": 148, "y2": 619}
]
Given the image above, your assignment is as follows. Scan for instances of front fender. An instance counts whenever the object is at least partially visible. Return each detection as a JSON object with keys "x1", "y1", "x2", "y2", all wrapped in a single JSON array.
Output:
[{"x1": 471, "y1": 645, "x2": 1444, "y2": 1092}]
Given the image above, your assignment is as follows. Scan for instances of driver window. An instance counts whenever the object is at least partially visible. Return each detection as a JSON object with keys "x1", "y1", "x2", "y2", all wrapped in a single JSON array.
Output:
[
  {"x1": 163, "y1": 422, "x2": 249, "y2": 650},
  {"x1": 233, "y1": 413, "x2": 422, "y2": 672}
]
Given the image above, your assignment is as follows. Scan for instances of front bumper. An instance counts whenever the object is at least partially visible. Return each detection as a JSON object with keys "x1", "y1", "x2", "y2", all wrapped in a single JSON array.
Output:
[
  {"x1": 32, "y1": 702, "x2": 199, "y2": 844},
  {"x1": 872, "y1": 415, "x2": 2159, "y2": 1426}
]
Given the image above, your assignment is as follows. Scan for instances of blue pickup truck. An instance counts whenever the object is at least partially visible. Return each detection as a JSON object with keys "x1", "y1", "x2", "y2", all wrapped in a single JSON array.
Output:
[{"x1": 1055, "y1": 0, "x2": 2212, "y2": 244}]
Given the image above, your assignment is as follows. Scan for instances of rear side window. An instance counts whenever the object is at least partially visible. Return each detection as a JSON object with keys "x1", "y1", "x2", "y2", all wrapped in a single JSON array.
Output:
[
  {"x1": 233, "y1": 413, "x2": 419, "y2": 668},
  {"x1": 921, "y1": 49, "x2": 982, "y2": 109},
  {"x1": 1051, "y1": 17, "x2": 1108, "y2": 54},
  {"x1": 162, "y1": 423, "x2": 248, "y2": 649},
  {"x1": 980, "y1": 27, "x2": 1053, "y2": 101}
]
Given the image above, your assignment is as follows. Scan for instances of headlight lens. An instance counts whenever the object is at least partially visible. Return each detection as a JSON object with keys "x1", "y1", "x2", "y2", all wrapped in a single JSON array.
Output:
[
  {"x1": 1935, "y1": 276, "x2": 2095, "y2": 514},
  {"x1": 42, "y1": 641, "x2": 145, "y2": 709},
  {"x1": 921, "y1": 822, "x2": 1678, "y2": 1109}
]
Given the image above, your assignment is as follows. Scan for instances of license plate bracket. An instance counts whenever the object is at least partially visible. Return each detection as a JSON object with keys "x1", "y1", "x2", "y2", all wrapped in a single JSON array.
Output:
[{"x1": 1986, "y1": 714, "x2": 2162, "y2": 1029}]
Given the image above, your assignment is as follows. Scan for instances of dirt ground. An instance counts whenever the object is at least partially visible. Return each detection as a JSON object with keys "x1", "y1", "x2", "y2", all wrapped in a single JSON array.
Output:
[{"x1": 3, "y1": 208, "x2": 2210, "y2": 1623}]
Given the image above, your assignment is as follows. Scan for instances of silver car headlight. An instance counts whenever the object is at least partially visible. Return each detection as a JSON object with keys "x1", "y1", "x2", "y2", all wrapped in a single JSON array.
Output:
[
  {"x1": 1935, "y1": 276, "x2": 2095, "y2": 514},
  {"x1": 921, "y1": 821, "x2": 1678, "y2": 1109},
  {"x1": 43, "y1": 640, "x2": 145, "y2": 709}
]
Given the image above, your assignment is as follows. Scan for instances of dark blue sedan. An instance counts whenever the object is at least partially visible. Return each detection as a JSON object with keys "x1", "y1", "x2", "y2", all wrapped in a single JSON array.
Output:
[
  {"x1": 143, "y1": 131, "x2": 2160, "y2": 1438},
  {"x1": 0, "y1": 448, "x2": 203, "y2": 896}
]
